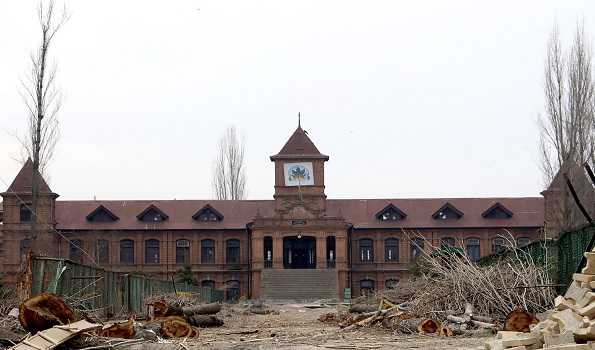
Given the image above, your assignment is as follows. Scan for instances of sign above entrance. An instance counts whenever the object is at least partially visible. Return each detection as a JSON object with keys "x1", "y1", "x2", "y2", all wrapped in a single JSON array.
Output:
[{"x1": 284, "y1": 162, "x2": 314, "y2": 187}]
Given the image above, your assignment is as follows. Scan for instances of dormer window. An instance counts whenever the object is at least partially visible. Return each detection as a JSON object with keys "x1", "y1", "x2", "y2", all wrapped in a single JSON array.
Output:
[
  {"x1": 193, "y1": 205, "x2": 224, "y2": 222},
  {"x1": 137, "y1": 205, "x2": 169, "y2": 222},
  {"x1": 20, "y1": 204, "x2": 32, "y2": 223},
  {"x1": 482, "y1": 202, "x2": 513, "y2": 219},
  {"x1": 432, "y1": 203, "x2": 463, "y2": 220},
  {"x1": 86, "y1": 205, "x2": 119, "y2": 222},
  {"x1": 375, "y1": 204, "x2": 407, "y2": 221}
]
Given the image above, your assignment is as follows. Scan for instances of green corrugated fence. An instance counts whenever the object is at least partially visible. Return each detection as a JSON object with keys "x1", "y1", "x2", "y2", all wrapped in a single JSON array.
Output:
[
  {"x1": 479, "y1": 223, "x2": 595, "y2": 292},
  {"x1": 28, "y1": 257, "x2": 220, "y2": 316}
]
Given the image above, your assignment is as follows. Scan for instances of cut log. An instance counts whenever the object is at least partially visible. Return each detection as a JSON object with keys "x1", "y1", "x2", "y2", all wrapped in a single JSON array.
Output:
[
  {"x1": 418, "y1": 319, "x2": 440, "y2": 334},
  {"x1": 182, "y1": 303, "x2": 222, "y2": 316},
  {"x1": 394, "y1": 318, "x2": 421, "y2": 334},
  {"x1": 19, "y1": 293, "x2": 77, "y2": 333},
  {"x1": 160, "y1": 316, "x2": 198, "y2": 338},
  {"x1": 446, "y1": 315, "x2": 466, "y2": 324},
  {"x1": 471, "y1": 320, "x2": 497, "y2": 329},
  {"x1": 349, "y1": 304, "x2": 376, "y2": 314},
  {"x1": 151, "y1": 300, "x2": 183, "y2": 318},
  {"x1": 439, "y1": 324, "x2": 454, "y2": 337},
  {"x1": 504, "y1": 306, "x2": 538, "y2": 332},
  {"x1": 471, "y1": 315, "x2": 494, "y2": 323},
  {"x1": 187, "y1": 315, "x2": 224, "y2": 328},
  {"x1": 99, "y1": 318, "x2": 135, "y2": 339}
]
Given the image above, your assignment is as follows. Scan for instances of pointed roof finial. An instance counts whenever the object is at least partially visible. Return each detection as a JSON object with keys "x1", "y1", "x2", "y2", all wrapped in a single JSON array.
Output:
[{"x1": 298, "y1": 112, "x2": 301, "y2": 128}]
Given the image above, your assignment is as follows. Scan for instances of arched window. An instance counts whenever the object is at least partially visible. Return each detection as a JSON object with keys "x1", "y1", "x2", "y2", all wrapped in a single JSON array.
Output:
[
  {"x1": 465, "y1": 237, "x2": 481, "y2": 262},
  {"x1": 359, "y1": 239, "x2": 374, "y2": 262},
  {"x1": 440, "y1": 237, "x2": 455, "y2": 248},
  {"x1": 201, "y1": 280, "x2": 215, "y2": 289},
  {"x1": 360, "y1": 279, "x2": 375, "y2": 296},
  {"x1": 69, "y1": 239, "x2": 83, "y2": 262},
  {"x1": 385, "y1": 238, "x2": 399, "y2": 262},
  {"x1": 176, "y1": 239, "x2": 190, "y2": 264},
  {"x1": 96, "y1": 239, "x2": 109, "y2": 264},
  {"x1": 20, "y1": 204, "x2": 32, "y2": 223},
  {"x1": 385, "y1": 278, "x2": 399, "y2": 290},
  {"x1": 120, "y1": 239, "x2": 134, "y2": 264},
  {"x1": 410, "y1": 238, "x2": 424, "y2": 260},
  {"x1": 492, "y1": 238, "x2": 505, "y2": 254},
  {"x1": 201, "y1": 239, "x2": 215, "y2": 264},
  {"x1": 225, "y1": 280, "x2": 241, "y2": 301},
  {"x1": 517, "y1": 237, "x2": 531, "y2": 247},
  {"x1": 145, "y1": 239, "x2": 160, "y2": 264},
  {"x1": 226, "y1": 239, "x2": 240, "y2": 264}
]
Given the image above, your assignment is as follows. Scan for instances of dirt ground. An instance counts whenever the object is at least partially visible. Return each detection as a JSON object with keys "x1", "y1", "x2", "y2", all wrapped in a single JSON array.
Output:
[{"x1": 183, "y1": 303, "x2": 487, "y2": 350}]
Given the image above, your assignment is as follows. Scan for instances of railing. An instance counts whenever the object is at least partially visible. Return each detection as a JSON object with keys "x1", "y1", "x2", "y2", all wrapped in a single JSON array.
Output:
[{"x1": 264, "y1": 260, "x2": 273, "y2": 269}]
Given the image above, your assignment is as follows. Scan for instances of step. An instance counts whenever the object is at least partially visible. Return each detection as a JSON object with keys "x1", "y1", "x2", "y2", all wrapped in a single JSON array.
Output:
[{"x1": 260, "y1": 269, "x2": 339, "y2": 301}]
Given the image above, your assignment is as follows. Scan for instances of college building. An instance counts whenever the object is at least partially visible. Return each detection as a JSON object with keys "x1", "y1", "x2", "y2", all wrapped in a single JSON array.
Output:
[{"x1": 0, "y1": 125, "x2": 545, "y2": 300}]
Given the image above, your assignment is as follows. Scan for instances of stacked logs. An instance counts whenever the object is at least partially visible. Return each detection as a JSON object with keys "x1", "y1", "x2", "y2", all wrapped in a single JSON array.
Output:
[{"x1": 150, "y1": 300, "x2": 224, "y2": 338}]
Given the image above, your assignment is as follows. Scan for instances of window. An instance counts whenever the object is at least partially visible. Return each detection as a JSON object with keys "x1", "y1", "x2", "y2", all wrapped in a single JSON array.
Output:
[
  {"x1": 376, "y1": 204, "x2": 407, "y2": 221},
  {"x1": 263, "y1": 236, "x2": 273, "y2": 262},
  {"x1": 193, "y1": 205, "x2": 223, "y2": 222},
  {"x1": 492, "y1": 238, "x2": 505, "y2": 254},
  {"x1": 201, "y1": 280, "x2": 215, "y2": 289},
  {"x1": 97, "y1": 239, "x2": 109, "y2": 264},
  {"x1": 225, "y1": 280, "x2": 241, "y2": 301},
  {"x1": 465, "y1": 237, "x2": 481, "y2": 262},
  {"x1": 482, "y1": 203, "x2": 513, "y2": 219},
  {"x1": 176, "y1": 239, "x2": 190, "y2": 264},
  {"x1": 20, "y1": 239, "x2": 31, "y2": 262},
  {"x1": 517, "y1": 237, "x2": 531, "y2": 247},
  {"x1": 360, "y1": 279, "x2": 375, "y2": 296},
  {"x1": 137, "y1": 206, "x2": 168, "y2": 222},
  {"x1": 226, "y1": 239, "x2": 240, "y2": 264},
  {"x1": 385, "y1": 238, "x2": 399, "y2": 262},
  {"x1": 385, "y1": 279, "x2": 399, "y2": 290},
  {"x1": 410, "y1": 238, "x2": 424, "y2": 260},
  {"x1": 87, "y1": 206, "x2": 119, "y2": 222},
  {"x1": 326, "y1": 236, "x2": 336, "y2": 262},
  {"x1": 69, "y1": 239, "x2": 83, "y2": 262},
  {"x1": 20, "y1": 204, "x2": 32, "y2": 223},
  {"x1": 359, "y1": 239, "x2": 374, "y2": 262},
  {"x1": 120, "y1": 239, "x2": 134, "y2": 264},
  {"x1": 145, "y1": 239, "x2": 160, "y2": 264},
  {"x1": 201, "y1": 239, "x2": 215, "y2": 264},
  {"x1": 432, "y1": 203, "x2": 463, "y2": 220},
  {"x1": 440, "y1": 237, "x2": 455, "y2": 248}
]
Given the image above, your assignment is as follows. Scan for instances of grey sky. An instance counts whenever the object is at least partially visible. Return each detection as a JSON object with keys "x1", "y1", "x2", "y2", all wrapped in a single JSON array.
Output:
[{"x1": 1, "y1": 1, "x2": 593, "y2": 201}]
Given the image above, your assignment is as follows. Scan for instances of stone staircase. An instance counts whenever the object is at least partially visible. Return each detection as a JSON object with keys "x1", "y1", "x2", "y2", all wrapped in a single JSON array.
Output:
[{"x1": 261, "y1": 269, "x2": 339, "y2": 302}]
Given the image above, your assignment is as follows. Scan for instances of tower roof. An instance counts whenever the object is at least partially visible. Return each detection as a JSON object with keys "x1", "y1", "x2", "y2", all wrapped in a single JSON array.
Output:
[
  {"x1": 271, "y1": 126, "x2": 329, "y2": 160},
  {"x1": 3, "y1": 158, "x2": 54, "y2": 195}
]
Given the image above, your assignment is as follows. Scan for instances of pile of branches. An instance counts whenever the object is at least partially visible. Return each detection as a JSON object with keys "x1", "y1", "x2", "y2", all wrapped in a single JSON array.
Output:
[{"x1": 405, "y1": 231, "x2": 556, "y2": 324}]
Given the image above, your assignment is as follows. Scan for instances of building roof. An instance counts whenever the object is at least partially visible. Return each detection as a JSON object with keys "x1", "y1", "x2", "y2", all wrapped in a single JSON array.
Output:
[
  {"x1": 2, "y1": 159, "x2": 54, "y2": 195},
  {"x1": 54, "y1": 197, "x2": 544, "y2": 230},
  {"x1": 270, "y1": 126, "x2": 329, "y2": 160}
]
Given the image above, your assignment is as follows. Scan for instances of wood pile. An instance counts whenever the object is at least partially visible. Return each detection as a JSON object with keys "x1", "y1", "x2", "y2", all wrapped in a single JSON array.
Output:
[{"x1": 485, "y1": 251, "x2": 595, "y2": 350}]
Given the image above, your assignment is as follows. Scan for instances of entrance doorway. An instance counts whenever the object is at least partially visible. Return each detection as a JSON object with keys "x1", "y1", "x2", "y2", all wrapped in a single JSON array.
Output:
[{"x1": 283, "y1": 236, "x2": 316, "y2": 269}]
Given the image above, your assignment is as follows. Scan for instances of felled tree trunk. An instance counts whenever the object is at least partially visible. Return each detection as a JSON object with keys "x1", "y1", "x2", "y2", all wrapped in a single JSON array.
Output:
[
  {"x1": 504, "y1": 306, "x2": 538, "y2": 332},
  {"x1": 99, "y1": 319, "x2": 135, "y2": 339},
  {"x1": 349, "y1": 304, "x2": 376, "y2": 314},
  {"x1": 418, "y1": 319, "x2": 440, "y2": 334},
  {"x1": 183, "y1": 303, "x2": 222, "y2": 316},
  {"x1": 187, "y1": 315, "x2": 224, "y2": 328},
  {"x1": 19, "y1": 293, "x2": 77, "y2": 333},
  {"x1": 152, "y1": 301, "x2": 183, "y2": 318}
]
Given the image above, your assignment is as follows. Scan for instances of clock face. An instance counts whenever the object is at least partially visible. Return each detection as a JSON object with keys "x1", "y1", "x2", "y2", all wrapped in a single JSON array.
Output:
[{"x1": 284, "y1": 162, "x2": 314, "y2": 186}]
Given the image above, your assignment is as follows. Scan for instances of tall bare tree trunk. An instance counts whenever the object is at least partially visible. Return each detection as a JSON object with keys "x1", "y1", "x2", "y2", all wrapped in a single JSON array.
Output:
[
  {"x1": 212, "y1": 126, "x2": 247, "y2": 200},
  {"x1": 19, "y1": 0, "x2": 67, "y2": 251}
]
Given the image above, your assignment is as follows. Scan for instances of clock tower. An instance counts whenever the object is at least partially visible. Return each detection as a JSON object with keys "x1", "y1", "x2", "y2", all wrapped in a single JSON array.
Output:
[{"x1": 270, "y1": 122, "x2": 329, "y2": 216}]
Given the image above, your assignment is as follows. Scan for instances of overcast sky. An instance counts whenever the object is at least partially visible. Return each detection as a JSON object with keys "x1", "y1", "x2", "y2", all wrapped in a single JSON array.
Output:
[{"x1": 1, "y1": 1, "x2": 593, "y2": 201}]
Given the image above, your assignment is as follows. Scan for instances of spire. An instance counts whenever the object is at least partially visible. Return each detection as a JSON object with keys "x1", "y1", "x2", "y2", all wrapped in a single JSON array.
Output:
[
  {"x1": 270, "y1": 123, "x2": 329, "y2": 161},
  {"x1": 298, "y1": 112, "x2": 301, "y2": 128},
  {"x1": 3, "y1": 158, "x2": 54, "y2": 195}
]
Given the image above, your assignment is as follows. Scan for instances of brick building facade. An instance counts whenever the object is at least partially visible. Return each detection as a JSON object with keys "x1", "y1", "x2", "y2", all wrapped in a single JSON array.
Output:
[{"x1": 0, "y1": 125, "x2": 544, "y2": 300}]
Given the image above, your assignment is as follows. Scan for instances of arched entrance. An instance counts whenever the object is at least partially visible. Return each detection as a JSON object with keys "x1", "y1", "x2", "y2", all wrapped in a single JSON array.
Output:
[{"x1": 283, "y1": 235, "x2": 316, "y2": 269}]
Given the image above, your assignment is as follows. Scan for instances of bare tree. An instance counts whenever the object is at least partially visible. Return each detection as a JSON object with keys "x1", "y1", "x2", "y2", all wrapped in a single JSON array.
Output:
[
  {"x1": 19, "y1": 0, "x2": 67, "y2": 244},
  {"x1": 540, "y1": 24, "x2": 595, "y2": 184},
  {"x1": 212, "y1": 126, "x2": 247, "y2": 200}
]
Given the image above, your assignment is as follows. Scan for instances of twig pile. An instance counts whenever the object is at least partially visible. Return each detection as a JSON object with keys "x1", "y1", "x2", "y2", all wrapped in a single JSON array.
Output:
[{"x1": 404, "y1": 231, "x2": 556, "y2": 323}]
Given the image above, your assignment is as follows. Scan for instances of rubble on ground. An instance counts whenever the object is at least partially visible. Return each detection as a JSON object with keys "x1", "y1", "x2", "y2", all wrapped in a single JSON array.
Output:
[{"x1": 484, "y1": 250, "x2": 595, "y2": 350}]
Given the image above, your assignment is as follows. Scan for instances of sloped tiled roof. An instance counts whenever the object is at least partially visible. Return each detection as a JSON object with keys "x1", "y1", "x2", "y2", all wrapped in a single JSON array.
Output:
[
  {"x1": 271, "y1": 127, "x2": 329, "y2": 160},
  {"x1": 3, "y1": 159, "x2": 53, "y2": 194},
  {"x1": 54, "y1": 197, "x2": 544, "y2": 230}
]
